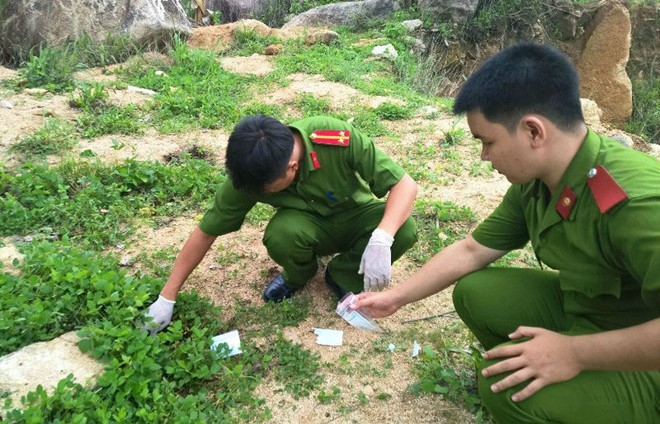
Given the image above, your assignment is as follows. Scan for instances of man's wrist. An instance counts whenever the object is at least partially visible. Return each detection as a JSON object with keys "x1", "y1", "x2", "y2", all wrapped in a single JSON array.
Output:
[
  {"x1": 158, "y1": 292, "x2": 177, "y2": 303},
  {"x1": 372, "y1": 228, "x2": 394, "y2": 245}
]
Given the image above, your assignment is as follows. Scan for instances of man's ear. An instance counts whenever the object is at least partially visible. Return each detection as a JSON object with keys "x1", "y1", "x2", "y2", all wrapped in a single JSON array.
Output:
[
  {"x1": 289, "y1": 160, "x2": 299, "y2": 173},
  {"x1": 520, "y1": 115, "x2": 547, "y2": 148}
]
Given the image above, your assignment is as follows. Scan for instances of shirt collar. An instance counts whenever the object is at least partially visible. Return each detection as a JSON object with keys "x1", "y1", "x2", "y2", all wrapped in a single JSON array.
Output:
[
  {"x1": 288, "y1": 124, "x2": 317, "y2": 182},
  {"x1": 556, "y1": 128, "x2": 601, "y2": 194}
]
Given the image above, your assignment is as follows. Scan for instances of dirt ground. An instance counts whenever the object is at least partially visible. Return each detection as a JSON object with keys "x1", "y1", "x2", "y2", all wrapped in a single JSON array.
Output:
[{"x1": 0, "y1": 53, "x2": 512, "y2": 423}]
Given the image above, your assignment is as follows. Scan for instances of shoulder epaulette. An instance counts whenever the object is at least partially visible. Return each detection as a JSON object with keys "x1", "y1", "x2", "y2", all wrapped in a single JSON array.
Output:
[
  {"x1": 586, "y1": 165, "x2": 628, "y2": 213},
  {"x1": 309, "y1": 129, "x2": 350, "y2": 146}
]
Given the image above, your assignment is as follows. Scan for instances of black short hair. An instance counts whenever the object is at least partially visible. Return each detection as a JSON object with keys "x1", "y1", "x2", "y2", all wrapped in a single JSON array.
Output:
[
  {"x1": 225, "y1": 115, "x2": 294, "y2": 194},
  {"x1": 453, "y1": 42, "x2": 584, "y2": 132}
]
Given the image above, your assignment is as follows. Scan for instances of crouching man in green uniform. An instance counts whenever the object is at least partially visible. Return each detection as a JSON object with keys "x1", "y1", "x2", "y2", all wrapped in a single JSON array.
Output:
[
  {"x1": 353, "y1": 42, "x2": 660, "y2": 423},
  {"x1": 143, "y1": 115, "x2": 418, "y2": 334}
]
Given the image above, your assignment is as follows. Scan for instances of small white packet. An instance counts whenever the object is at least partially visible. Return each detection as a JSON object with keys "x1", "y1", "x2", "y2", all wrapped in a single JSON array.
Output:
[
  {"x1": 211, "y1": 330, "x2": 243, "y2": 357},
  {"x1": 313, "y1": 328, "x2": 343, "y2": 346},
  {"x1": 411, "y1": 340, "x2": 421, "y2": 357}
]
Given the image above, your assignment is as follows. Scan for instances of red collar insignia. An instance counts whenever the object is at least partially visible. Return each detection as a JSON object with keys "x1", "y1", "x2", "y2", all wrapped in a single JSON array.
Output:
[
  {"x1": 556, "y1": 185, "x2": 576, "y2": 220},
  {"x1": 587, "y1": 165, "x2": 628, "y2": 213},
  {"x1": 310, "y1": 151, "x2": 320, "y2": 169}
]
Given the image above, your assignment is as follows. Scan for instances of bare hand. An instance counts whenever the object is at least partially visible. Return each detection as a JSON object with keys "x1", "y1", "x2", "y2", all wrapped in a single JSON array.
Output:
[
  {"x1": 482, "y1": 326, "x2": 582, "y2": 402},
  {"x1": 351, "y1": 291, "x2": 400, "y2": 318}
]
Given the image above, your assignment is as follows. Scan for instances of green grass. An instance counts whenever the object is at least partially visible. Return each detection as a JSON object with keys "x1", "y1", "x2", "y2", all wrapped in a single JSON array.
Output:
[
  {"x1": 126, "y1": 39, "x2": 256, "y2": 133},
  {"x1": 229, "y1": 28, "x2": 281, "y2": 56},
  {"x1": 626, "y1": 77, "x2": 659, "y2": 144},
  {"x1": 9, "y1": 117, "x2": 78, "y2": 157},
  {"x1": 0, "y1": 157, "x2": 223, "y2": 248}
]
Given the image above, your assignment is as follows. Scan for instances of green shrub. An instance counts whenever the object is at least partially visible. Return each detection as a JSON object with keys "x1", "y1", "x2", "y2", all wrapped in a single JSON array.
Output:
[{"x1": 373, "y1": 101, "x2": 413, "y2": 120}]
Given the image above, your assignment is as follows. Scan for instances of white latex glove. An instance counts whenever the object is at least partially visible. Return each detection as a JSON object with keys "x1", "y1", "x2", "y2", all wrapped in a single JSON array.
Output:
[
  {"x1": 358, "y1": 228, "x2": 394, "y2": 292},
  {"x1": 142, "y1": 295, "x2": 175, "y2": 336}
]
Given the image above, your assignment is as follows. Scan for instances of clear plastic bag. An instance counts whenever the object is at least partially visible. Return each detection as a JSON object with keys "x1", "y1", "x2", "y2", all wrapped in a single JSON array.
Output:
[{"x1": 335, "y1": 292, "x2": 383, "y2": 332}]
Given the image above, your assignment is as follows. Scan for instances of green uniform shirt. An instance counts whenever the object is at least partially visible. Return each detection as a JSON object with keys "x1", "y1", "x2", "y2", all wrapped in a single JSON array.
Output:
[
  {"x1": 472, "y1": 129, "x2": 660, "y2": 331},
  {"x1": 199, "y1": 116, "x2": 406, "y2": 236}
]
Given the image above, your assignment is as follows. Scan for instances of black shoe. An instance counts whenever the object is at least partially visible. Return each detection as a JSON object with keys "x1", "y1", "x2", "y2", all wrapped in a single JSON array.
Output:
[
  {"x1": 324, "y1": 268, "x2": 347, "y2": 299},
  {"x1": 263, "y1": 273, "x2": 298, "y2": 302}
]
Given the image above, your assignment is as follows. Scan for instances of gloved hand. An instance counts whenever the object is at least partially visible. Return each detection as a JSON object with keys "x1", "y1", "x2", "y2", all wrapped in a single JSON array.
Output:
[
  {"x1": 142, "y1": 295, "x2": 175, "y2": 336},
  {"x1": 358, "y1": 228, "x2": 394, "y2": 292}
]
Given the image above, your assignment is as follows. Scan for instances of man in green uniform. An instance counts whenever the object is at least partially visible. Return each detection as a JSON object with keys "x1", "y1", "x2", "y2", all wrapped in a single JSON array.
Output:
[
  {"x1": 352, "y1": 43, "x2": 660, "y2": 422},
  {"x1": 143, "y1": 115, "x2": 418, "y2": 334}
]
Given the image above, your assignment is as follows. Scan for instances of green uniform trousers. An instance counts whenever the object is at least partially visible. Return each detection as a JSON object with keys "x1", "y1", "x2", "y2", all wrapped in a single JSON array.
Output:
[
  {"x1": 262, "y1": 200, "x2": 417, "y2": 293},
  {"x1": 453, "y1": 268, "x2": 660, "y2": 423}
]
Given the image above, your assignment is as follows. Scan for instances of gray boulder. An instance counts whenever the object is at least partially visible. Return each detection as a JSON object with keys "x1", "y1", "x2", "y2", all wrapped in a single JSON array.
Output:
[
  {"x1": 0, "y1": 0, "x2": 191, "y2": 62},
  {"x1": 205, "y1": 0, "x2": 292, "y2": 25},
  {"x1": 282, "y1": 0, "x2": 399, "y2": 29},
  {"x1": 417, "y1": 0, "x2": 479, "y2": 24}
]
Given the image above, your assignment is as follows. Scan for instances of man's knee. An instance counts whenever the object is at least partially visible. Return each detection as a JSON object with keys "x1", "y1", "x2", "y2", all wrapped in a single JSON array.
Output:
[
  {"x1": 477, "y1": 359, "x2": 546, "y2": 423},
  {"x1": 391, "y1": 217, "x2": 417, "y2": 259},
  {"x1": 452, "y1": 271, "x2": 485, "y2": 318},
  {"x1": 263, "y1": 212, "x2": 313, "y2": 257}
]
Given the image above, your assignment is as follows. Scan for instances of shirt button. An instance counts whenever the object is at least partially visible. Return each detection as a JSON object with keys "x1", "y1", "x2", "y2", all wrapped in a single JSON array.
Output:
[{"x1": 587, "y1": 168, "x2": 597, "y2": 178}]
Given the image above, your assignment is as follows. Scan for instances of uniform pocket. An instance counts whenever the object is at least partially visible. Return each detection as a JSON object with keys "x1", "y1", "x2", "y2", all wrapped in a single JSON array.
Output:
[{"x1": 559, "y1": 268, "x2": 622, "y2": 299}]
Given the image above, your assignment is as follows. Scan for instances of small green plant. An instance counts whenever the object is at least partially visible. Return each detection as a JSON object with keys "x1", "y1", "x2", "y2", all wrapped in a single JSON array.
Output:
[
  {"x1": 20, "y1": 45, "x2": 77, "y2": 92},
  {"x1": 373, "y1": 101, "x2": 413, "y2": 120},
  {"x1": 68, "y1": 82, "x2": 109, "y2": 111},
  {"x1": 409, "y1": 201, "x2": 477, "y2": 264},
  {"x1": 442, "y1": 122, "x2": 466, "y2": 146},
  {"x1": 411, "y1": 330, "x2": 489, "y2": 419},
  {"x1": 317, "y1": 386, "x2": 341, "y2": 404},
  {"x1": 9, "y1": 117, "x2": 77, "y2": 157},
  {"x1": 270, "y1": 332, "x2": 323, "y2": 399}
]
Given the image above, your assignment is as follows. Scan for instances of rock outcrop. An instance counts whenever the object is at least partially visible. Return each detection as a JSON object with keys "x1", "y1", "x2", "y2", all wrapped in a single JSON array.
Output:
[
  {"x1": 282, "y1": 0, "x2": 398, "y2": 29},
  {"x1": 577, "y1": 2, "x2": 633, "y2": 128},
  {"x1": 0, "y1": 0, "x2": 191, "y2": 62}
]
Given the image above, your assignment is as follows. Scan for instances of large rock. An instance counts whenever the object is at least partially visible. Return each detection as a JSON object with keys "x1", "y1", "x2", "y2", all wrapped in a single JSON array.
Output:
[
  {"x1": 282, "y1": 0, "x2": 399, "y2": 29},
  {"x1": 205, "y1": 0, "x2": 292, "y2": 25},
  {"x1": 0, "y1": 332, "x2": 105, "y2": 415},
  {"x1": 577, "y1": 2, "x2": 632, "y2": 128},
  {"x1": 0, "y1": 0, "x2": 191, "y2": 62},
  {"x1": 417, "y1": 0, "x2": 479, "y2": 24}
]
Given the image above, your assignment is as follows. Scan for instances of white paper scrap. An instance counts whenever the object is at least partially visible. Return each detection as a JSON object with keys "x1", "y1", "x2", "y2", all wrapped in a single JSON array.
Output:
[
  {"x1": 411, "y1": 340, "x2": 421, "y2": 358},
  {"x1": 388, "y1": 343, "x2": 395, "y2": 352},
  {"x1": 313, "y1": 328, "x2": 343, "y2": 346},
  {"x1": 211, "y1": 330, "x2": 243, "y2": 357},
  {"x1": 127, "y1": 85, "x2": 157, "y2": 95}
]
